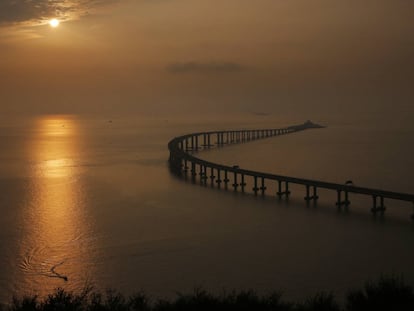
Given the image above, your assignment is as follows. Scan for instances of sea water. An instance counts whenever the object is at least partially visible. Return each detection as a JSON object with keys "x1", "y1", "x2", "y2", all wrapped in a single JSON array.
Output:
[{"x1": 0, "y1": 113, "x2": 413, "y2": 304}]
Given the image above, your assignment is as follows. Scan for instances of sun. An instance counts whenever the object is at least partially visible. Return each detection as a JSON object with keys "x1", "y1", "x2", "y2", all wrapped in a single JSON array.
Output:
[{"x1": 49, "y1": 19, "x2": 60, "y2": 28}]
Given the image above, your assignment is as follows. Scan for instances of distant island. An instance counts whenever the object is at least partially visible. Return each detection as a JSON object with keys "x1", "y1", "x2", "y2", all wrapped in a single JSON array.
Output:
[{"x1": 288, "y1": 120, "x2": 326, "y2": 130}]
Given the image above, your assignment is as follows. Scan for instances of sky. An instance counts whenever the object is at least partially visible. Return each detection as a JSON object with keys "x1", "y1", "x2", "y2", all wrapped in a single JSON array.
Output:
[{"x1": 0, "y1": 0, "x2": 413, "y2": 116}]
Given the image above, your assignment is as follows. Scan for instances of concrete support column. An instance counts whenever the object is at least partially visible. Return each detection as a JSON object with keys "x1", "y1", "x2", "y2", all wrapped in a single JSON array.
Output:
[
  {"x1": 336, "y1": 190, "x2": 350, "y2": 207},
  {"x1": 224, "y1": 170, "x2": 230, "y2": 188},
  {"x1": 253, "y1": 176, "x2": 259, "y2": 195},
  {"x1": 201, "y1": 165, "x2": 208, "y2": 183},
  {"x1": 216, "y1": 169, "x2": 222, "y2": 187},
  {"x1": 260, "y1": 177, "x2": 267, "y2": 196},
  {"x1": 240, "y1": 174, "x2": 246, "y2": 192},
  {"x1": 304, "y1": 185, "x2": 311, "y2": 201},
  {"x1": 345, "y1": 192, "x2": 350, "y2": 206},
  {"x1": 277, "y1": 181, "x2": 290, "y2": 198},
  {"x1": 371, "y1": 196, "x2": 386, "y2": 214},
  {"x1": 210, "y1": 167, "x2": 215, "y2": 183},
  {"x1": 313, "y1": 186, "x2": 319, "y2": 200},
  {"x1": 191, "y1": 162, "x2": 196, "y2": 178},
  {"x1": 336, "y1": 190, "x2": 342, "y2": 207},
  {"x1": 232, "y1": 171, "x2": 239, "y2": 191}
]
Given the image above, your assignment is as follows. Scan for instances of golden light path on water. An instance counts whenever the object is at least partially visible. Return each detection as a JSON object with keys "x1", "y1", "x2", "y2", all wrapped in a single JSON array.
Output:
[{"x1": 17, "y1": 116, "x2": 95, "y2": 296}]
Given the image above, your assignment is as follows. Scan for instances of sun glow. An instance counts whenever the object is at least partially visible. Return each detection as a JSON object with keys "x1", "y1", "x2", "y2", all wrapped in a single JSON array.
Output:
[{"x1": 49, "y1": 19, "x2": 60, "y2": 28}]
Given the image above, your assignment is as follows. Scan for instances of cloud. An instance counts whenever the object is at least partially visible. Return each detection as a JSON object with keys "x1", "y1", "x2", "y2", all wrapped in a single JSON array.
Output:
[
  {"x1": 0, "y1": 0, "x2": 115, "y2": 26},
  {"x1": 167, "y1": 61, "x2": 245, "y2": 74}
]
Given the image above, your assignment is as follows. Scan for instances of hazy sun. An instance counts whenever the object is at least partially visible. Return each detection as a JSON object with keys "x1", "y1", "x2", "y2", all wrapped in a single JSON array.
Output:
[{"x1": 49, "y1": 19, "x2": 60, "y2": 28}]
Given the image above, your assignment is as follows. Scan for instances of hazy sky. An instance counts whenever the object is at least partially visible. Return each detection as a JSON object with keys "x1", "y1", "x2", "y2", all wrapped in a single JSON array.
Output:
[{"x1": 0, "y1": 0, "x2": 413, "y2": 116}]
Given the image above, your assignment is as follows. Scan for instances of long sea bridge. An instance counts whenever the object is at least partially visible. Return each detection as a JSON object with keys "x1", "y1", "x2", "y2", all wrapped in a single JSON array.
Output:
[{"x1": 168, "y1": 121, "x2": 414, "y2": 220}]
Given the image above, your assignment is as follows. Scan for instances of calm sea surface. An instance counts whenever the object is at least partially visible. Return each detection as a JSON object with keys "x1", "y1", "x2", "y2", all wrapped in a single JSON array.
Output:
[{"x1": 0, "y1": 113, "x2": 413, "y2": 303}]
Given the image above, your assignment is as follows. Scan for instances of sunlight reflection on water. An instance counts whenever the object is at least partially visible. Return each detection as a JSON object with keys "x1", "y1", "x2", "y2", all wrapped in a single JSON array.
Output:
[{"x1": 16, "y1": 116, "x2": 95, "y2": 296}]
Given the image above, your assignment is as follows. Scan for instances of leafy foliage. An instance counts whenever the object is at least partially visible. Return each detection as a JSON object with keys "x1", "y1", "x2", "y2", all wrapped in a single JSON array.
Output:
[{"x1": 2, "y1": 276, "x2": 413, "y2": 311}]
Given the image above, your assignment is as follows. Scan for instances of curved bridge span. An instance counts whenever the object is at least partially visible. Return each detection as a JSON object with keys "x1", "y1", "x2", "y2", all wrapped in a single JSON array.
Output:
[{"x1": 168, "y1": 121, "x2": 414, "y2": 220}]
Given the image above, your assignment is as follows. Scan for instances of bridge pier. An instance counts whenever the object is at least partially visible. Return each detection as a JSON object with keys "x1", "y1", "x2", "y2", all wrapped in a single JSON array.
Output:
[
  {"x1": 253, "y1": 176, "x2": 259, "y2": 196},
  {"x1": 202, "y1": 165, "x2": 209, "y2": 184},
  {"x1": 240, "y1": 174, "x2": 246, "y2": 192},
  {"x1": 232, "y1": 171, "x2": 239, "y2": 191},
  {"x1": 371, "y1": 195, "x2": 386, "y2": 214},
  {"x1": 336, "y1": 190, "x2": 350, "y2": 207},
  {"x1": 260, "y1": 177, "x2": 267, "y2": 196},
  {"x1": 190, "y1": 136, "x2": 195, "y2": 150},
  {"x1": 198, "y1": 164, "x2": 207, "y2": 184},
  {"x1": 304, "y1": 185, "x2": 319, "y2": 202},
  {"x1": 190, "y1": 162, "x2": 197, "y2": 180},
  {"x1": 224, "y1": 170, "x2": 230, "y2": 188},
  {"x1": 198, "y1": 163, "x2": 203, "y2": 177},
  {"x1": 185, "y1": 138, "x2": 189, "y2": 151},
  {"x1": 209, "y1": 167, "x2": 215, "y2": 184},
  {"x1": 277, "y1": 181, "x2": 291, "y2": 198},
  {"x1": 202, "y1": 134, "x2": 207, "y2": 148},
  {"x1": 195, "y1": 135, "x2": 199, "y2": 150},
  {"x1": 216, "y1": 169, "x2": 222, "y2": 187}
]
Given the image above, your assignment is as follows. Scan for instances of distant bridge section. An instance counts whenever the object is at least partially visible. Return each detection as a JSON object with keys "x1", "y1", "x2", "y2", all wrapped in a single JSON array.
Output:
[{"x1": 168, "y1": 121, "x2": 414, "y2": 220}]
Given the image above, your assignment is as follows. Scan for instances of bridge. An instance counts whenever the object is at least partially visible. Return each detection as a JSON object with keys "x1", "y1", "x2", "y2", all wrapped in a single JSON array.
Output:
[{"x1": 168, "y1": 121, "x2": 414, "y2": 220}]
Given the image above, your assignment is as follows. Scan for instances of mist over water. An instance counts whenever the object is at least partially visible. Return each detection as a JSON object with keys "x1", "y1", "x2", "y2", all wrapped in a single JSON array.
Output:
[{"x1": 0, "y1": 112, "x2": 413, "y2": 304}]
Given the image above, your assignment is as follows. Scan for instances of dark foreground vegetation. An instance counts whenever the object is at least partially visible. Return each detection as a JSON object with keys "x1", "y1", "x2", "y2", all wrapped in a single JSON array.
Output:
[{"x1": 2, "y1": 276, "x2": 414, "y2": 311}]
